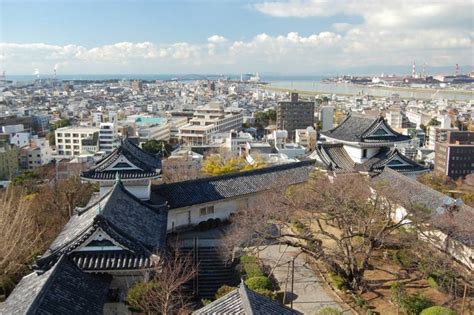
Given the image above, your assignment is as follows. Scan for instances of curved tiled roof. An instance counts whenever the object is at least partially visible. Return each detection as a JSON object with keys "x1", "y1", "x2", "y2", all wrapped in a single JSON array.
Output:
[
  {"x1": 36, "y1": 181, "x2": 167, "y2": 270},
  {"x1": 151, "y1": 161, "x2": 315, "y2": 209},
  {"x1": 0, "y1": 256, "x2": 111, "y2": 315},
  {"x1": 373, "y1": 168, "x2": 474, "y2": 248},
  {"x1": 321, "y1": 114, "x2": 411, "y2": 143},
  {"x1": 193, "y1": 282, "x2": 301, "y2": 315},
  {"x1": 82, "y1": 138, "x2": 162, "y2": 180}
]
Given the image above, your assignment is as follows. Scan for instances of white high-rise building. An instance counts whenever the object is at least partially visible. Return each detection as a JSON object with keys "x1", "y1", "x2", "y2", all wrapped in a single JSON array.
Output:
[{"x1": 99, "y1": 123, "x2": 118, "y2": 154}]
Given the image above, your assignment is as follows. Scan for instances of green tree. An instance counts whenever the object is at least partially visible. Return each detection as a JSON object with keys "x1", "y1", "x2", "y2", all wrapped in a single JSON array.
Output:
[
  {"x1": 254, "y1": 109, "x2": 276, "y2": 129},
  {"x1": 427, "y1": 118, "x2": 441, "y2": 127},
  {"x1": 51, "y1": 118, "x2": 71, "y2": 130},
  {"x1": 201, "y1": 155, "x2": 265, "y2": 176},
  {"x1": 141, "y1": 139, "x2": 172, "y2": 157}
]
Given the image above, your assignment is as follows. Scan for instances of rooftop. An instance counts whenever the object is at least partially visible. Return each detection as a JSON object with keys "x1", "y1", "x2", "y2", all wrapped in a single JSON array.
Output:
[
  {"x1": 151, "y1": 160, "x2": 315, "y2": 209},
  {"x1": 321, "y1": 114, "x2": 411, "y2": 144}
]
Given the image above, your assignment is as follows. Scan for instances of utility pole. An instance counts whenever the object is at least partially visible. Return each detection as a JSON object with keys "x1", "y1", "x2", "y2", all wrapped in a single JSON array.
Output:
[{"x1": 290, "y1": 257, "x2": 295, "y2": 309}]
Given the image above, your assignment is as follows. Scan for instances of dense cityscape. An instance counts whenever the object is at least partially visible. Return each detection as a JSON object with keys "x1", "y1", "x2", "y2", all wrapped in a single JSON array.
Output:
[{"x1": 0, "y1": 0, "x2": 473, "y2": 314}]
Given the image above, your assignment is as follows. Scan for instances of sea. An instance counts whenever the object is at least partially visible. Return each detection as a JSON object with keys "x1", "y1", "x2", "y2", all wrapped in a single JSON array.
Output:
[{"x1": 4, "y1": 74, "x2": 473, "y2": 101}]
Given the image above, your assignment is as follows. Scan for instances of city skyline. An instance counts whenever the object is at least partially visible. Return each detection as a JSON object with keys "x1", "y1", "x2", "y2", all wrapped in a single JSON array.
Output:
[{"x1": 1, "y1": 0, "x2": 472, "y2": 75}]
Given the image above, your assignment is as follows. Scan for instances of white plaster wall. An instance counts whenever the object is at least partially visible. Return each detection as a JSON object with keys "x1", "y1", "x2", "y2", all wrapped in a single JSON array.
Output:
[
  {"x1": 344, "y1": 145, "x2": 363, "y2": 163},
  {"x1": 167, "y1": 195, "x2": 256, "y2": 231}
]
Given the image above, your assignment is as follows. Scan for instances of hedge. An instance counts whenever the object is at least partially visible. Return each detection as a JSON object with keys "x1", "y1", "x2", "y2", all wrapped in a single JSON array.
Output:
[
  {"x1": 215, "y1": 285, "x2": 236, "y2": 299},
  {"x1": 241, "y1": 255, "x2": 264, "y2": 278},
  {"x1": 420, "y1": 306, "x2": 457, "y2": 315},
  {"x1": 245, "y1": 276, "x2": 272, "y2": 291}
]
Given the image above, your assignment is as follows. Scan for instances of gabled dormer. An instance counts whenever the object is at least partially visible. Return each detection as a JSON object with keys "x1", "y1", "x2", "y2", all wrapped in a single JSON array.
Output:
[
  {"x1": 82, "y1": 138, "x2": 162, "y2": 199},
  {"x1": 35, "y1": 179, "x2": 168, "y2": 272}
]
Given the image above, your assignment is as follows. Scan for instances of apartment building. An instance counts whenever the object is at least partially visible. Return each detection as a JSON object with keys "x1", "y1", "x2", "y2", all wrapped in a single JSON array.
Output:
[
  {"x1": 276, "y1": 93, "x2": 315, "y2": 139},
  {"x1": 295, "y1": 127, "x2": 317, "y2": 151},
  {"x1": 99, "y1": 122, "x2": 117, "y2": 154},
  {"x1": 435, "y1": 131, "x2": 474, "y2": 179},
  {"x1": 179, "y1": 103, "x2": 243, "y2": 146},
  {"x1": 427, "y1": 126, "x2": 458, "y2": 150},
  {"x1": 55, "y1": 126, "x2": 99, "y2": 157}
]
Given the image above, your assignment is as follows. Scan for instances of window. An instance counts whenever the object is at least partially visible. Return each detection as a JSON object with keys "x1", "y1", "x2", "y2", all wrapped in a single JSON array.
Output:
[
  {"x1": 362, "y1": 149, "x2": 367, "y2": 158},
  {"x1": 200, "y1": 205, "x2": 214, "y2": 216}
]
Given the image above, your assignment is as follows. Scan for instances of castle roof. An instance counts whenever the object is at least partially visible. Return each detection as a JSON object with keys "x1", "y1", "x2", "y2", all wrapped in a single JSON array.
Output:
[
  {"x1": 311, "y1": 143, "x2": 427, "y2": 175},
  {"x1": 193, "y1": 281, "x2": 301, "y2": 315},
  {"x1": 82, "y1": 138, "x2": 161, "y2": 180},
  {"x1": 320, "y1": 114, "x2": 411, "y2": 144},
  {"x1": 0, "y1": 256, "x2": 110, "y2": 315},
  {"x1": 36, "y1": 180, "x2": 167, "y2": 271}
]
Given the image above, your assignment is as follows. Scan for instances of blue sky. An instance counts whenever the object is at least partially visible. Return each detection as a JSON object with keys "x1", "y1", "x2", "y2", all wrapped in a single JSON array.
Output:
[{"x1": 1, "y1": 0, "x2": 472, "y2": 74}]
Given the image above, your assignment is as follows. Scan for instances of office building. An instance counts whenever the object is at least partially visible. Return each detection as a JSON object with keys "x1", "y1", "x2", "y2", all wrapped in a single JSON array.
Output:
[
  {"x1": 435, "y1": 131, "x2": 474, "y2": 179},
  {"x1": 55, "y1": 126, "x2": 100, "y2": 157},
  {"x1": 179, "y1": 103, "x2": 243, "y2": 146},
  {"x1": 0, "y1": 140, "x2": 19, "y2": 180},
  {"x1": 276, "y1": 93, "x2": 314, "y2": 139}
]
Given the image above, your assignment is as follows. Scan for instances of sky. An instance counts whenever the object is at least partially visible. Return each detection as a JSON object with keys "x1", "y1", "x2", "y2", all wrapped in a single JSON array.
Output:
[{"x1": 0, "y1": 0, "x2": 472, "y2": 75}]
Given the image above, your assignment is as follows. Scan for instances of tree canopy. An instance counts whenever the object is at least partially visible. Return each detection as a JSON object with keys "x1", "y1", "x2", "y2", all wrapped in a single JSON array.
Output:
[
  {"x1": 142, "y1": 139, "x2": 172, "y2": 157},
  {"x1": 201, "y1": 154, "x2": 265, "y2": 176}
]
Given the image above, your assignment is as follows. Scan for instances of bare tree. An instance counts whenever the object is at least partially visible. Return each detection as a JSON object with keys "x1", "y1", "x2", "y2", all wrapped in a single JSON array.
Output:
[
  {"x1": 226, "y1": 171, "x2": 418, "y2": 291},
  {"x1": 0, "y1": 187, "x2": 45, "y2": 295},
  {"x1": 127, "y1": 249, "x2": 197, "y2": 314}
]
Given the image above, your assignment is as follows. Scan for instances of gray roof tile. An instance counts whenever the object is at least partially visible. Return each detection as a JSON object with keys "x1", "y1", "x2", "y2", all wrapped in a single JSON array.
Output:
[
  {"x1": 0, "y1": 256, "x2": 111, "y2": 315},
  {"x1": 151, "y1": 161, "x2": 315, "y2": 209}
]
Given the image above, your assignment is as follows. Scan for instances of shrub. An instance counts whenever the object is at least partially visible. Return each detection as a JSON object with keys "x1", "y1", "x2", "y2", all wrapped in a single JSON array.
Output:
[
  {"x1": 393, "y1": 249, "x2": 418, "y2": 269},
  {"x1": 240, "y1": 255, "x2": 257, "y2": 265},
  {"x1": 201, "y1": 299, "x2": 212, "y2": 306},
  {"x1": 245, "y1": 276, "x2": 272, "y2": 291},
  {"x1": 198, "y1": 220, "x2": 211, "y2": 231},
  {"x1": 215, "y1": 285, "x2": 236, "y2": 299},
  {"x1": 254, "y1": 288, "x2": 276, "y2": 300},
  {"x1": 427, "y1": 275, "x2": 439, "y2": 289},
  {"x1": 318, "y1": 306, "x2": 343, "y2": 315},
  {"x1": 292, "y1": 219, "x2": 305, "y2": 232},
  {"x1": 126, "y1": 281, "x2": 160, "y2": 312},
  {"x1": 402, "y1": 294, "x2": 432, "y2": 315},
  {"x1": 420, "y1": 306, "x2": 457, "y2": 315},
  {"x1": 329, "y1": 272, "x2": 346, "y2": 290},
  {"x1": 391, "y1": 282, "x2": 431, "y2": 315},
  {"x1": 241, "y1": 255, "x2": 264, "y2": 278}
]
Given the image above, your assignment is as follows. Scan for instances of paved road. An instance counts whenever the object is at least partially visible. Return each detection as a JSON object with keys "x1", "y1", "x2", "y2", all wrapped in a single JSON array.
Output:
[{"x1": 257, "y1": 245, "x2": 353, "y2": 315}]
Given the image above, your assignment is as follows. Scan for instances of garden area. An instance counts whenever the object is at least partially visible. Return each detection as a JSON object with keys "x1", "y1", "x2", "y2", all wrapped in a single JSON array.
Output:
[{"x1": 296, "y1": 218, "x2": 472, "y2": 315}]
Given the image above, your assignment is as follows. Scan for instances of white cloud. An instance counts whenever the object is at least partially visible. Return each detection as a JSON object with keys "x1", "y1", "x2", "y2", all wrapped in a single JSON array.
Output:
[
  {"x1": 0, "y1": 23, "x2": 471, "y2": 74},
  {"x1": 207, "y1": 35, "x2": 227, "y2": 43}
]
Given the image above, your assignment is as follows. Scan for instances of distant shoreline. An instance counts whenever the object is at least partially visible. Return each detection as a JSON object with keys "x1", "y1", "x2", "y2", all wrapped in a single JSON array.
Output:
[{"x1": 265, "y1": 82, "x2": 473, "y2": 101}]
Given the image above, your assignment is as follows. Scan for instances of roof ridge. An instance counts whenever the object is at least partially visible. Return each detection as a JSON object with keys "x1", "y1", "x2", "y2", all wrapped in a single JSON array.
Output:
[
  {"x1": 239, "y1": 282, "x2": 255, "y2": 315},
  {"x1": 152, "y1": 160, "x2": 315, "y2": 190}
]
